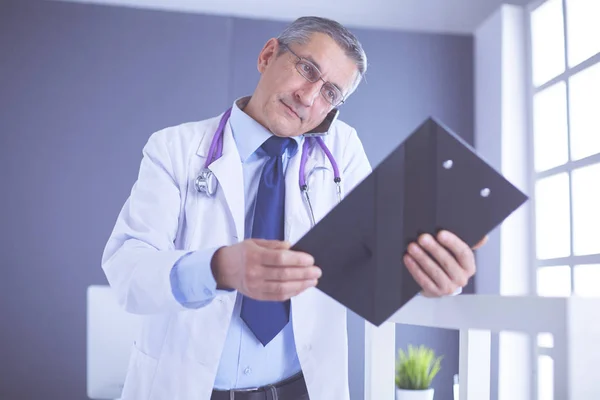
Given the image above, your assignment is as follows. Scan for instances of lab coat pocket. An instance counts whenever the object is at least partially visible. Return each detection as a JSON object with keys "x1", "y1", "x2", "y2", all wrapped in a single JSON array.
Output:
[{"x1": 120, "y1": 342, "x2": 159, "y2": 400}]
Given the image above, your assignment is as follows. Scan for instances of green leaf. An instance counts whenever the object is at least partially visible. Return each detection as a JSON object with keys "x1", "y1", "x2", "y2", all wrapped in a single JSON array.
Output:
[{"x1": 395, "y1": 344, "x2": 443, "y2": 390}]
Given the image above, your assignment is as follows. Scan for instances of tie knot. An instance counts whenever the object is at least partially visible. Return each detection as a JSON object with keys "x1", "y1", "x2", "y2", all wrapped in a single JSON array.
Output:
[{"x1": 261, "y1": 136, "x2": 296, "y2": 157}]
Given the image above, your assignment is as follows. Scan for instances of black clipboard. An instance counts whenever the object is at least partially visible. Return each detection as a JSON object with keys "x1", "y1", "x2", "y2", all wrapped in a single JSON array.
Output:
[{"x1": 291, "y1": 117, "x2": 529, "y2": 326}]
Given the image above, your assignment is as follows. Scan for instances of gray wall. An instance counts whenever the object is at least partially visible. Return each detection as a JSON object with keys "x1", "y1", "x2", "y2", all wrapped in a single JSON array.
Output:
[{"x1": 0, "y1": 0, "x2": 473, "y2": 399}]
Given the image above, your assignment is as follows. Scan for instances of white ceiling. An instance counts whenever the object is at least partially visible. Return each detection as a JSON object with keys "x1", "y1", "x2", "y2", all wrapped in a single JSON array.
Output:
[{"x1": 50, "y1": 0, "x2": 532, "y2": 34}]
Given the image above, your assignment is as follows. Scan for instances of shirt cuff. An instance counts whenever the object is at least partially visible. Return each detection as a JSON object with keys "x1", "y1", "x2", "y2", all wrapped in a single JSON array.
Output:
[
  {"x1": 416, "y1": 286, "x2": 463, "y2": 297},
  {"x1": 170, "y1": 247, "x2": 222, "y2": 308}
]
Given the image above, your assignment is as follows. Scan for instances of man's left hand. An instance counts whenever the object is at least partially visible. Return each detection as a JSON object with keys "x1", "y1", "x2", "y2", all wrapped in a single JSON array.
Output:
[{"x1": 403, "y1": 231, "x2": 487, "y2": 298}]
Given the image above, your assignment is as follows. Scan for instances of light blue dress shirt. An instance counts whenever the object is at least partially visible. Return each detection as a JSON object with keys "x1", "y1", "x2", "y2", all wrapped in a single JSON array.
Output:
[{"x1": 170, "y1": 101, "x2": 303, "y2": 390}]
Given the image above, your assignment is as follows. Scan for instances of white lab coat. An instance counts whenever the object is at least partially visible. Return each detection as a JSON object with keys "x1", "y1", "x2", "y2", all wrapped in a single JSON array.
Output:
[{"x1": 101, "y1": 107, "x2": 372, "y2": 400}]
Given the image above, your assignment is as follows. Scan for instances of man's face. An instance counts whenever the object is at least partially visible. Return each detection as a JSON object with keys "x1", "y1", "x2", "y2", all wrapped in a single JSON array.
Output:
[{"x1": 247, "y1": 33, "x2": 359, "y2": 138}]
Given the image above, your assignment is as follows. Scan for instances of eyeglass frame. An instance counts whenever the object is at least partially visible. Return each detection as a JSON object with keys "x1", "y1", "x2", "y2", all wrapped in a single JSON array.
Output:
[{"x1": 279, "y1": 43, "x2": 347, "y2": 107}]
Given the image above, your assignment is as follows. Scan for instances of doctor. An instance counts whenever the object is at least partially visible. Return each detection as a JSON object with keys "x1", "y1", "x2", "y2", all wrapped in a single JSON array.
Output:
[{"x1": 102, "y1": 16, "x2": 484, "y2": 400}]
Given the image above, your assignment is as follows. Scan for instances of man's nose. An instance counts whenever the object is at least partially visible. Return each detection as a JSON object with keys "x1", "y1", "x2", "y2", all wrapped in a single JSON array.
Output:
[{"x1": 295, "y1": 81, "x2": 321, "y2": 107}]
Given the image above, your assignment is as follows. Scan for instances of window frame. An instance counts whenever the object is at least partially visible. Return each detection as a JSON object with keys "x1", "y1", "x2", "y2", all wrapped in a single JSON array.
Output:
[
  {"x1": 526, "y1": 0, "x2": 600, "y2": 398},
  {"x1": 528, "y1": 0, "x2": 600, "y2": 294}
]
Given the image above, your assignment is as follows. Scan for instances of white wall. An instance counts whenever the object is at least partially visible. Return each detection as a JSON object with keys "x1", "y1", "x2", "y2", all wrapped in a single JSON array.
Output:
[{"x1": 474, "y1": 4, "x2": 533, "y2": 400}]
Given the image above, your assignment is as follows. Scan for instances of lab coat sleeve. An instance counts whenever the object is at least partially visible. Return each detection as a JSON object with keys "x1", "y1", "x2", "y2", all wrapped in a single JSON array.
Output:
[
  {"x1": 101, "y1": 129, "x2": 192, "y2": 315},
  {"x1": 170, "y1": 247, "x2": 233, "y2": 308}
]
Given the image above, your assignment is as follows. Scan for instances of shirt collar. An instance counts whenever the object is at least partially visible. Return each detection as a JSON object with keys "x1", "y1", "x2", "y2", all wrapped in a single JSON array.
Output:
[{"x1": 229, "y1": 96, "x2": 302, "y2": 163}]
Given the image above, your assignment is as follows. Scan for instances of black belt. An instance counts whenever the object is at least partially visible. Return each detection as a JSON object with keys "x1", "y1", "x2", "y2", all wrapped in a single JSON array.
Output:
[{"x1": 211, "y1": 372, "x2": 308, "y2": 400}]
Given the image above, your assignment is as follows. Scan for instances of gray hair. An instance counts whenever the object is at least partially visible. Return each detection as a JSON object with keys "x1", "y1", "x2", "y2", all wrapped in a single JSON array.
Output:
[{"x1": 276, "y1": 16, "x2": 368, "y2": 95}]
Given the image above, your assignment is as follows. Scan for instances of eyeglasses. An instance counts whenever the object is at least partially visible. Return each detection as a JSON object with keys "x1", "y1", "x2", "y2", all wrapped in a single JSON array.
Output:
[{"x1": 282, "y1": 44, "x2": 346, "y2": 107}]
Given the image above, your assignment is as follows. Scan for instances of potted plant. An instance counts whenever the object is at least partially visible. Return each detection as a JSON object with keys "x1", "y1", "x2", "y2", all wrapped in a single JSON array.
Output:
[{"x1": 395, "y1": 344, "x2": 442, "y2": 400}]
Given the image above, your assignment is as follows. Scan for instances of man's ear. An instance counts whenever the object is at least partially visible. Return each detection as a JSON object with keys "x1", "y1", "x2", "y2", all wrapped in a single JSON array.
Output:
[{"x1": 257, "y1": 38, "x2": 279, "y2": 73}]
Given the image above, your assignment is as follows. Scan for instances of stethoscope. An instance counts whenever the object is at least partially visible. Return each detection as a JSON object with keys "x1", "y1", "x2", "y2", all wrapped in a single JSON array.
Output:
[{"x1": 195, "y1": 107, "x2": 341, "y2": 227}]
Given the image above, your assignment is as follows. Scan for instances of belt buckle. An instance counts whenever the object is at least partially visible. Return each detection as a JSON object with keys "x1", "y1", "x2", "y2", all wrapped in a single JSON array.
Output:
[{"x1": 228, "y1": 386, "x2": 260, "y2": 400}]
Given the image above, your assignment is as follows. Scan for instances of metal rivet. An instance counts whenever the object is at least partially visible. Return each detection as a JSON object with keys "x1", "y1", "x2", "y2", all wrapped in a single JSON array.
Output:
[
  {"x1": 480, "y1": 188, "x2": 491, "y2": 197},
  {"x1": 443, "y1": 160, "x2": 453, "y2": 169}
]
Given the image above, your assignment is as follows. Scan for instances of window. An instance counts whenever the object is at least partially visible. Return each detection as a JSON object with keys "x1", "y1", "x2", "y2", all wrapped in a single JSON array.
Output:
[{"x1": 529, "y1": 0, "x2": 600, "y2": 398}]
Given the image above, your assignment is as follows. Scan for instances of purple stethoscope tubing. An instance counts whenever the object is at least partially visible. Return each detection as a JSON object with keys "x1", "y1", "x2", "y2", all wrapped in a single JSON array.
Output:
[{"x1": 198, "y1": 107, "x2": 342, "y2": 226}]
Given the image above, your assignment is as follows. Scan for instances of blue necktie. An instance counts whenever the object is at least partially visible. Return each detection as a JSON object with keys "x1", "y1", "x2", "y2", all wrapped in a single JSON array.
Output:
[{"x1": 241, "y1": 135, "x2": 297, "y2": 346}]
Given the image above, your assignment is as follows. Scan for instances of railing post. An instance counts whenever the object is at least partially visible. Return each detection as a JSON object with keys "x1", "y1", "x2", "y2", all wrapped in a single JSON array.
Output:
[
  {"x1": 552, "y1": 326, "x2": 568, "y2": 399},
  {"x1": 459, "y1": 329, "x2": 491, "y2": 400},
  {"x1": 565, "y1": 297, "x2": 600, "y2": 399},
  {"x1": 364, "y1": 321, "x2": 396, "y2": 400}
]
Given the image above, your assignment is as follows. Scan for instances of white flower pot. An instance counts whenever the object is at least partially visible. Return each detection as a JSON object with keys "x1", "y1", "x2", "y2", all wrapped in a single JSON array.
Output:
[{"x1": 396, "y1": 387, "x2": 435, "y2": 400}]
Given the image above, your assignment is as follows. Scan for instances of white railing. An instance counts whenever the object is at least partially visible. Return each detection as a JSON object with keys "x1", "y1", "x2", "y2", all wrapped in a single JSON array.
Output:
[
  {"x1": 88, "y1": 286, "x2": 600, "y2": 399},
  {"x1": 364, "y1": 295, "x2": 600, "y2": 400}
]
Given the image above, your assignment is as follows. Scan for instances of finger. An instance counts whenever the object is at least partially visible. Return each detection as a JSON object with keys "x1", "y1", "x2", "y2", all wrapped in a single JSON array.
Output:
[
  {"x1": 403, "y1": 253, "x2": 442, "y2": 297},
  {"x1": 261, "y1": 279, "x2": 318, "y2": 301},
  {"x1": 261, "y1": 248, "x2": 315, "y2": 267},
  {"x1": 437, "y1": 230, "x2": 476, "y2": 276},
  {"x1": 252, "y1": 239, "x2": 291, "y2": 250},
  {"x1": 472, "y1": 235, "x2": 488, "y2": 250},
  {"x1": 407, "y1": 242, "x2": 455, "y2": 295},
  {"x1": 263, "y1": 265, "x2": 322, "y2": 282},
  {"x1": 418, "y1": 234, "x2": 468, "y2": 288}
]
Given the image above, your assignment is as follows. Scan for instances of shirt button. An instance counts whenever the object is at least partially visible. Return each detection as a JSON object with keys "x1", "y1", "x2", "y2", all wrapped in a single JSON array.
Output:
[{"x1": 244, "y1": 367, "x2": 252, "y2": 375}]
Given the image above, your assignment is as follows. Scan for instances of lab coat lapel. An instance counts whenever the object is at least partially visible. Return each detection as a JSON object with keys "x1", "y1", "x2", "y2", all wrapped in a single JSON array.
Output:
[
  {"x1": 206, "y1": 123, "x2": 245, "y2": 241},
  {"x1": 288, "y1": 137, "x2": 333, "y2": 352},
  {"x1": 285, "y1": 137, "x2": 329, "y2": 244},
  {"x1": 303, "y1": 138, "x2": 330, "y2": 195}
]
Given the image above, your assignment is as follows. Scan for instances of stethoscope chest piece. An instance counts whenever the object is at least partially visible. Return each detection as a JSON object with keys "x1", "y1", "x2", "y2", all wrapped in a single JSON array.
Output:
[{"x1": 194, "y1": 168, "x2": 217, "y2": 197}]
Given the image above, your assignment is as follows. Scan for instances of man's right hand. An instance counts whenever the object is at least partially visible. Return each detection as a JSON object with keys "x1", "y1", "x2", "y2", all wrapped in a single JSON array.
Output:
[{"x1": 210, "y1": 239, "x2": 321, "y2": 301}]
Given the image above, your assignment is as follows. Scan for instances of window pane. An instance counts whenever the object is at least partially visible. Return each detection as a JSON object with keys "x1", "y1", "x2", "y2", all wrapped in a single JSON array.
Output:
[
  {"x1": 566, "y1": 0, "x2": 600, "y2": 67},
  {"x1": 537, "y1": 266, "x2": 571, "y2": 296},
  {"x1": 538, "y1": 355, "x2": 554, "y2": 400},
  {"x1": 572, "y1": 163, "x2": 600, "y2": 255},
  {"x1": 574, "y1": 265, "x2": 600, "y2": 296},
  {"x1": 531, "y1": 0, "x2": 566, "y2": 86},
  {"x1": 569, "y1": 63, "x2": 600, "y2": 160},
  {"x1": 535, "y1": 174, "x2": 571, "y2": 259},
  {"x1": 533, "y1": 82, "x2": 569, "y2": 171}
]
